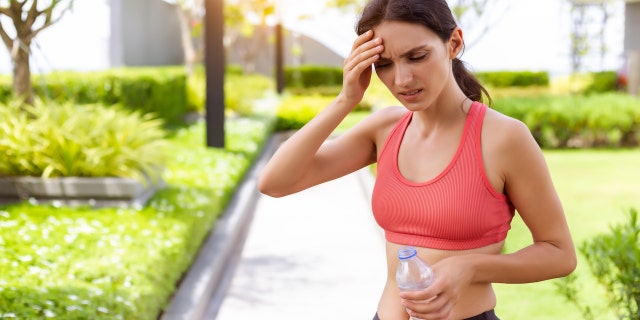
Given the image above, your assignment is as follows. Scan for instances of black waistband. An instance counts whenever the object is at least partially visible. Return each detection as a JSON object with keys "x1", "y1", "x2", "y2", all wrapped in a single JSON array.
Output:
[{"x1": 373, "y1": 309, "x2": 499, "y2": 320}]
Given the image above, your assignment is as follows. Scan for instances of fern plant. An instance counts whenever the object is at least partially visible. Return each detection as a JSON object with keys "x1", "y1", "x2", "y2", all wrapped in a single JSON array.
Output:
[{"x1": 0, "y1": 99, "x2": 168, "y2": 184}]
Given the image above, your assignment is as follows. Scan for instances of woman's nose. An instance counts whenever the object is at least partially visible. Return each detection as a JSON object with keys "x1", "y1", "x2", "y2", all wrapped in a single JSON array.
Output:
[{"x1": 394, "y1": 64, "x2": 412, "y2": 87}]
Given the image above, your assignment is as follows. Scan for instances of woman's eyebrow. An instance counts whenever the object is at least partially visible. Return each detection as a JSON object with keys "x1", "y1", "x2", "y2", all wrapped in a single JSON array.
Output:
[{"x1": 379, "y1": 45, "x2": 430, "y2": 60}]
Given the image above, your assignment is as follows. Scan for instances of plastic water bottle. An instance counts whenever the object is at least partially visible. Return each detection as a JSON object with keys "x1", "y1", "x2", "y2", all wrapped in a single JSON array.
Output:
[{"x1": 396, "y1": 246, "x2": 435, "y2": 320}]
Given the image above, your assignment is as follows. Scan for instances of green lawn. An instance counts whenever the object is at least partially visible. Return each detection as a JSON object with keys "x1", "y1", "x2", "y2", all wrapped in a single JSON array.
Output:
[{"x1": 495, "y1": 148, "x2": 640, "y2": 319}]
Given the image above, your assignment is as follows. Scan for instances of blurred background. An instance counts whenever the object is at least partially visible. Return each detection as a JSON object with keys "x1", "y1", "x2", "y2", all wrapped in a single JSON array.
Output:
[{"x1": 0, "y1": 0, "x2": 637, "y2": 94}]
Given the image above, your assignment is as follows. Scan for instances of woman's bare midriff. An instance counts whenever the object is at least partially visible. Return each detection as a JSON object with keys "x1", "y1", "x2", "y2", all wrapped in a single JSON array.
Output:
[{"x1": 376, "y1": 241, "x2": 504, "y2": 320}]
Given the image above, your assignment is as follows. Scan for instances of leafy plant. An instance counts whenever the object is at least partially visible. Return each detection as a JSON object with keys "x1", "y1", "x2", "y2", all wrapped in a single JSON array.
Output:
[
  {"x1": 0, "y1": 100, "x2": 168, "y2": 184},
  {"x1": 0, "y1": 116, "x2": 273, "y2": 319},
  {"x1": 556, "y1": 208, "x2": 640, "y2": 319}
]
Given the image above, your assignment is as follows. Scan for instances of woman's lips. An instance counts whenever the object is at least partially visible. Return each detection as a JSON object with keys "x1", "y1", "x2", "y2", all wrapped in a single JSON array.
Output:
[{"x1": 398, "y1": 89, "x2": 422, "y2": 101}]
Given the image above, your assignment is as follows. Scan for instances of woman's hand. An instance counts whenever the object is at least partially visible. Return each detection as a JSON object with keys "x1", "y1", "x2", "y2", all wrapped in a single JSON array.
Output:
[
  {"x1": 339, "y1": 30, "x2": 384, "y2": 108},
  {"x1": 399, "y1": 256, "x2": 473, "y2": 320}
]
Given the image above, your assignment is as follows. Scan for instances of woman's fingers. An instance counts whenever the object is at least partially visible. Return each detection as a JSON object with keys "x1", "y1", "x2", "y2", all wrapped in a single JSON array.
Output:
[
  {"x1": 351, "y1": 29, "x2": 375, "y2": 51},
  {"x1": 403, "y1": 295, "x2": 452, "y2": 320},
  {"x1": 344, "y1": 41, "x2": 382, "y2": 71},
  {"x1": 338, "y1": 29, "x2": 383, "y2": 105}
]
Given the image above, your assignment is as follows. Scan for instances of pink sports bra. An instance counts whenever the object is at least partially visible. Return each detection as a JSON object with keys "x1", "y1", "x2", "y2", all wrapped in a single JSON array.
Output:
[{"x1": 372, "y1": 102, "x2": 515, "y2": 250}]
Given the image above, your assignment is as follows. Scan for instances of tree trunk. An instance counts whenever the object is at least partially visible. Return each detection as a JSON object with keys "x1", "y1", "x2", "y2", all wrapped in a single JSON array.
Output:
[
  {"x1": 175, "y1": 5, "x2": 197, "y2": 76},
  {"x1": 12, "y1": 43, "x2": 33, "y2": 105}
]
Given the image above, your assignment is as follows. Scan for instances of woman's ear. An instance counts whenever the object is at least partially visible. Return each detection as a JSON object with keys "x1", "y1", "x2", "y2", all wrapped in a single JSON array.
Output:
[{"x1": 449, "y1": 27, "x2": 464, "y2": 59}]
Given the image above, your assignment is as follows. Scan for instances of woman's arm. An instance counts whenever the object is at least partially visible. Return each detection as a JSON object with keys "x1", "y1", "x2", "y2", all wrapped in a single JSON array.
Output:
[
  {"x1": 468, "y1": 118, "x2": 577, "y2": 283},
  {"x1": 258, "y1": 30, "x2": 385, "y2": 197},
  {"x1": 258, "y1": 96, "x2": 375, "y2": 197},
  {"x1": 401, "y1": 116, "x2": 577, "y2": 320}
]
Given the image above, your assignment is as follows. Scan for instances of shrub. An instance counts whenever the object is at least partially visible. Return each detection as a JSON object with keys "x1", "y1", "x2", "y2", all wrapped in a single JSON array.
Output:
[
  {"x1": 476, "y1": 71, "x2": 550, "y2": 87},
  {"x1": 275, "y1": 95, "x2": 334, "y2": 130},
  {"x1": 556, "y1": 208, "x2": 640, "y2": 320},
  {"x1": 0, "y1": 100, "x2": 168, "y2": 183},
  {"x1": 0, "y1": 116, "x2": 274, "y2": 319},
  {"x1": 32, "y1": 67, "x2": 189, "y2": 127},
  {"x1": 284, "y1": 65, "x2": 343, "y2": 88},
  {"x1": 492, "y1": 93, "x2": 640, "y2": 148},
  {"x1": 186, "y1": 66, "x2": 274, "y2": 117}
]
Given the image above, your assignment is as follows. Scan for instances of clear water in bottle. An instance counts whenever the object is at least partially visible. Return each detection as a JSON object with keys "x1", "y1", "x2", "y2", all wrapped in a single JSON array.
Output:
[{"x1": 396, "y1": 246, "x2": 435, "y2": 319}]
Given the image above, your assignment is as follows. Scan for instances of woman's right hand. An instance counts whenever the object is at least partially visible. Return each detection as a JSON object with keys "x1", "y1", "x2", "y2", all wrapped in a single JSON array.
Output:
[{"x1": 339, "y1": 30, "x2": 384, "y2": 108}]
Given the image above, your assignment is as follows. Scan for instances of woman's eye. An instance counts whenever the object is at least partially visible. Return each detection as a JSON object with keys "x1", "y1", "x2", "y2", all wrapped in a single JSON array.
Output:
[
  {"x1": 374, "y1": 63, "x2": 391, "y2": 69},
  {"x1": 410, "y1": 54, "x2": 427, "y2": 61}
]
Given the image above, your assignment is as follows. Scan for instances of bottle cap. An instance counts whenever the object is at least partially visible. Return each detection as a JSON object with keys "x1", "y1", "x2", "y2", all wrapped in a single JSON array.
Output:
[{"x1": 398, "y1": 246, "x2": 417, "y2": 260}]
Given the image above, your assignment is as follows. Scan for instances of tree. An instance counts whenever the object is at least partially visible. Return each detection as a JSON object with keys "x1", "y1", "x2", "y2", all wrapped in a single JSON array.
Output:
[
  {"x1": 163, "y1": 0, "x2": 276, "y2": 75},
  {"x1": 447, "y1": 0, "x2": 509, "y2": 49},
  {"x1": 162, "y1": 0, "x2": 204, "y2": 76},
  {"x1": 0, "y1": 0, "x2": 74, "y2": 104},
  {"x1": 565, "y1": 0, "x2": 616, "y2": 74},
  {"x1": 568, "y1": 0, "x2": 615, "y2": 73},
  {"x1": 224, "y1": 0, "x2": 275, "y2": 74}
]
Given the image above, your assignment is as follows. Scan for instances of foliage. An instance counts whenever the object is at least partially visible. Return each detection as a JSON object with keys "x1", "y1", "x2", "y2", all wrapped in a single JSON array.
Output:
[
  {"x1": 556, "y1": 208, "x2": 640, "y2": 320},
  {"x1": 275, "y1": 95, "x2": 333, "y2": 130},
  {"x1": 475, "y1": 71, "x2": 549, "y2": 87},
  {"x1": 186, "y1": 65, "x2": 274, "y2": 116},
  {"x1": 0, "y1": 116, "x2": 274, "y2": 319},
  {"x1": 29, "y1": 67, "x2": 190, "y2": 127},
  {"x1": 492, "y1": 93, "x2": 640, "y2": 148},
  {"x1": 0, "y1": 100, "x2": 168, "y2": 184},
  {"x1": 284, "y1": 65, "x2": 344, "y2": 88},
  {"x1": 552, "y1": 71, "x2": 621, "y2": 95}
]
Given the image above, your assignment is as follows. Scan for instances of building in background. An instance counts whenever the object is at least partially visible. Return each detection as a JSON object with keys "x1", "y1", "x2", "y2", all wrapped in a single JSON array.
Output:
[
  {"x1": 109, "y1": 0, "x2": 183, "y2": 67},
  {"x1": 624, "y1": 0, "x2": 640, "y2": 94}
]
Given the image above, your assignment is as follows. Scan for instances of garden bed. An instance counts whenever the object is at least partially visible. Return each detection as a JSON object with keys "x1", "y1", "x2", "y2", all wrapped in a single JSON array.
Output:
[{"x1": 0, "y1": 176, "x2": 164, "y2": 207}]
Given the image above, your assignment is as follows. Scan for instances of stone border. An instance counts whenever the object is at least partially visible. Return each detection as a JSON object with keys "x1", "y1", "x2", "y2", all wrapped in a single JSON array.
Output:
[{"x1": 0, "y1": 176, "x2": 164, "y2": 207}]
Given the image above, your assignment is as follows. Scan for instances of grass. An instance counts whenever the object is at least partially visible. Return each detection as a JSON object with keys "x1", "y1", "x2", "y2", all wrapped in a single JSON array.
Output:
[{"x1": 495, "y1": 148, "x2": 640, "y2": 319}]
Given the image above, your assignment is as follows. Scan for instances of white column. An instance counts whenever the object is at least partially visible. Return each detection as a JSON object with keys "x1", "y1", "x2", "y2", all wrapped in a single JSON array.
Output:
[{"x1": 628, "y1": 50, "x2": 640, "y2": 96}]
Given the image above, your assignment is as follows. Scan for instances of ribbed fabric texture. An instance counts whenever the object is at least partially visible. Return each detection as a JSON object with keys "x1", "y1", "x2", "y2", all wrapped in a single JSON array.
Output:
[{"x1": 372, "y1": 102, "x2": 515, "y2": 250}]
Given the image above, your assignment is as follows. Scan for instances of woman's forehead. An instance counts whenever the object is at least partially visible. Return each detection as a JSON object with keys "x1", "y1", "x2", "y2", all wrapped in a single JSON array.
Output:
[
  {"x1": 373, "y1": 21, "x2": 442, "y2": 55},
  {"x1": 372, "y1": 21, "x2": 440, "y2": 42}
]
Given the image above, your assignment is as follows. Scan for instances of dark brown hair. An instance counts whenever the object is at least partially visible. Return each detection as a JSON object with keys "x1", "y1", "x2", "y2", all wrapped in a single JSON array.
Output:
[{"x1": 355, "y1": 0, "x2": 492, "y2": 104}]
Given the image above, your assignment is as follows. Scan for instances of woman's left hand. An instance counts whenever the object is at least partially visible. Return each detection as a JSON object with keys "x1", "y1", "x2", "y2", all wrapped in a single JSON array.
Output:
[{"x1": 399, "y1": 256, "x2": 473, "y2": 320}]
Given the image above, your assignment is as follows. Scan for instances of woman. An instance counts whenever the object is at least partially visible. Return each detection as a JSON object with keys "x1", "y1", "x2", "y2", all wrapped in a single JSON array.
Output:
[{"x1": 258, "y1": 0, "x2": 577, "y2": 319}]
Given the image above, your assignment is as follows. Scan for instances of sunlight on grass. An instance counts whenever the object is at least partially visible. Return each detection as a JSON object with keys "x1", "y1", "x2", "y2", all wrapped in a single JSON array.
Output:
[{"x1": 495, "y1": 148, "x2": 640, "y2": 319}]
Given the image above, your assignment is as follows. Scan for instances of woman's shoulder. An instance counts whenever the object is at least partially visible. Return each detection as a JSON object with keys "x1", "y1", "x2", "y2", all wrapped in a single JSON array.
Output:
[
  {"x1": 483, "y1": 107, "x2": 532, "y2": 138},
  {"x1": 368, "y1": 105, "x2": 408, "y2": 125},
  {"x1": 347, "y1": 105, "x2": 408, "y2": 146},
  {"x1": 482, "y1": 106, "x2": 539, "y2": 152}
]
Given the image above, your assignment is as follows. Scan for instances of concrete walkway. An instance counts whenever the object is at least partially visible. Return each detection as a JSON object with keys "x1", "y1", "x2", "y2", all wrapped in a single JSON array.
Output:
[
  {"x1": 212, "y1": 137, "x2": 388, "y2": 319},
  {"x1": 161, "y1": 133, "x2": 388, "y2": 320}
]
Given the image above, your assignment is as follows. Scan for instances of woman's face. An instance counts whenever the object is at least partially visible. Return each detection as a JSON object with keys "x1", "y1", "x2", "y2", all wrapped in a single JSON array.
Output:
[{"x1": 372, "y1": 20, "x2": 456, "y2": 111}]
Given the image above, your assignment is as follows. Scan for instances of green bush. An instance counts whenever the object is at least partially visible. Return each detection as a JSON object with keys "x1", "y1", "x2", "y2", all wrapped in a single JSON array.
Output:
[
  {"x1": 186, "y1": 66, "x2": 274, "y2": 117},
  {"x1": 31, "y1": 67, "x2": 189, "y2": 127},
  {"x1": 0, "y1": 116, "x2": 275, "y2": 319},
  {"x1": 275, "y1": 95, "x2": 335, "y2": 130},
  {"x1": 556, "y1": 208, "x2": 640, "y2": 320},
  {"x1": 476, "y1": 71, "x2": 550, "y2": 87},
  {"x1": 284, "y1": 65, "x2": 343, "y2": 88},
  {"x1": 584, "y1": 71, "x2": 620, "y2": 94},
  {"x1": 492, "y1": 93, "x2": 640, "y2": 148},
  {"x1": 0, "y1": 100, "x2": 168, "y2": 183}
]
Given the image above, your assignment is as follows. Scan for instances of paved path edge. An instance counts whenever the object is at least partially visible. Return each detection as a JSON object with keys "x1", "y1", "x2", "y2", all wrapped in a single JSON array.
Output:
[{"x1": 160, "y1": 133, "x2": 283, "y2": 320}]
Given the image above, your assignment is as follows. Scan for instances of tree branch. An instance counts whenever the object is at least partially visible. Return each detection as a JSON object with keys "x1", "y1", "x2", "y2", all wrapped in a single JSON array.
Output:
[
  {"x1": 0, "y1": 20, "x2": 14, "y2": 52},
  {"x1": 24, "y1": 0, "x2": 42, "y2": 30},
  {"x1": 26, "y1": 2, "x2": 72, "y2": 43}
]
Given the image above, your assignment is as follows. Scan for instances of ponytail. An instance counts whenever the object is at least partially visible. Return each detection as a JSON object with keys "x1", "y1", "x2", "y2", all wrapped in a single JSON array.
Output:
[{"x1": 452, "y1": 58, "x2": 492, "y2": 106}]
